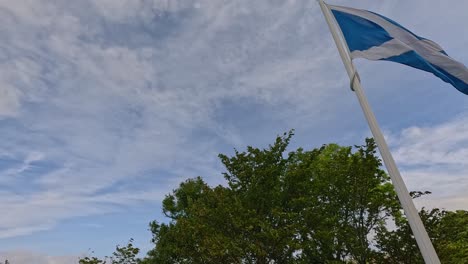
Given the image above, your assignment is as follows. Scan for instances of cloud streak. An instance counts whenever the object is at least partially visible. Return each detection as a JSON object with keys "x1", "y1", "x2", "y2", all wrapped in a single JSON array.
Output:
[
  {"x1": 390, "y1": 115, "x2": 468, "y2": 210},
  {"x1": 0, "y1": 0, "x2": 342, "y2": 240}
]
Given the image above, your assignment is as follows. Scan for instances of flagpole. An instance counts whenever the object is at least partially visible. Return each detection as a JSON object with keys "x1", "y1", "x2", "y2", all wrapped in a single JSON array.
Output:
[{"x1": 317, "y1": 1, "x2": 441, "y2": 263}]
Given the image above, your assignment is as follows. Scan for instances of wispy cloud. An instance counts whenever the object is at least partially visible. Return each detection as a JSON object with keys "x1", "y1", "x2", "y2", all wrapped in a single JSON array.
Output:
[
  {"x1": 390, "y1": 115, "x2": 468, "y2": 210},
  {"x1": 0, "y1": 0, "x2": 341, "y2": 240}
]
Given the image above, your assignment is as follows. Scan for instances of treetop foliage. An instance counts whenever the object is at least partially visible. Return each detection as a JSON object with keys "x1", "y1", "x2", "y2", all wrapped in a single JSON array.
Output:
[{"x1": 80, "y1": 132, "x2": 468, "y2": 264}]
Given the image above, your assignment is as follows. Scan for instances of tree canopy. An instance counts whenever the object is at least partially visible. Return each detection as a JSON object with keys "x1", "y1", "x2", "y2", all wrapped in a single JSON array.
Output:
[
  {"x1": 80, "y1": 132, "x2": 468, "y2": 263},
  {"x1": 143, "y1": 132, "x2": 401, "y2": 263},
  {"x1": 79, "y1": 239, "x2": 140, "y2": 264}
]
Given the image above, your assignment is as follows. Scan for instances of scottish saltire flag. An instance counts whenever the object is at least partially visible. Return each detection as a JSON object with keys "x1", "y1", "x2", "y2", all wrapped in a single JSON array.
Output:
[{"x1": 328, "y1": 4, "x2": 468, "y2": 95}]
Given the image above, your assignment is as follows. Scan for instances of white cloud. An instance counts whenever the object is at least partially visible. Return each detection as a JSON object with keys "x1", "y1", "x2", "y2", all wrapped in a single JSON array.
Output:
[
  {"x1": 91, "y1": 0, "x2": 197, "y2": 23},
  {"x1": 393, "y1": 117, "x2": 468, "y2": 166},
  {"x1": 0, "y1": 84, "x2": 21, "y2": 117},
  {"x1": 391, "y1": 115, "x2": 468, "y2": 210},
  {"x1": 0, "y1": 0, "x2": 342, "y2": 240}
]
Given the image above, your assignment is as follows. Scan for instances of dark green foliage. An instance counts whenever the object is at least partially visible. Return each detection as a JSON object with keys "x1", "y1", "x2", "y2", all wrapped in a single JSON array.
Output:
[
  {"x1": 111, "y1": 239, "x2": 140, "y2": 264},
  {"x1": 79, "y1": 239, "x2": 140, "y2": 264},
  {"x1": 375, "y1": 206, "x2": 468, "y2": 264},
  {"x1": 375, "y1": 192, "x2": 468, "y2": 264},
  {"x1": 142, "y1": 132, "x2": 401, "y2": 263},
  {"x1": 84, "y1": 133, "x2": 468, "y2": 263},
  {"x1": 79, "y1": 256, "x2": 106, "y2": 264}
]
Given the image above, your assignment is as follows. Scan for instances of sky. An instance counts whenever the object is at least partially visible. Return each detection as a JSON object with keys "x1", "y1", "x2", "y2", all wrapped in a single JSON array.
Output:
[{"x1": 0, "y1": 0, "x2": 468, "y2": 263}]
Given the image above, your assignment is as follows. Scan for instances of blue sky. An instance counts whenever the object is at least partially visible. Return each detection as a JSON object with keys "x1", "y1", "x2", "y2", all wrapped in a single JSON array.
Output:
[{"x1": 1, "y1": 0, "x2": 468, "y2": 263}]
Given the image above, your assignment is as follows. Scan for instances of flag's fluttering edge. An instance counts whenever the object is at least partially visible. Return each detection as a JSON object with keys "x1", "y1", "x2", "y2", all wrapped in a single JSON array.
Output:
[{"x1": 328, "y1": 4, "x2": 468, "y2": 95}]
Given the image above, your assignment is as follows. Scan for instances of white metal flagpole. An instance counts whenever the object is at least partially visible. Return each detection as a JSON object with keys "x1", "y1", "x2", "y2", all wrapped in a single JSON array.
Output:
[{"x1": 317, "y1": 1, "x2": 441, "y2": 263}]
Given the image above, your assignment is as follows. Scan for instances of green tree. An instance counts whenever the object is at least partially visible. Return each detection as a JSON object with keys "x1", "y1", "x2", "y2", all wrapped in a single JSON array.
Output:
[
  {"x1": 142, "y1": 132, "x2": 400, "y2": 263},
  {"x1": 374, "y1": 192, "x2": 468, "y2": 263},
  {"x1": 111, "y1": 239, "x2": 140, "y2": 264},
  {"x1": 79, "y1": 256, "x2": 106, "y2": 264},
  {"x1": 79, "y1": 239, "x2": 140, "y2": 264},
  {"x1": 435, "y1": 210, "x2": 468, "y2": 263}
]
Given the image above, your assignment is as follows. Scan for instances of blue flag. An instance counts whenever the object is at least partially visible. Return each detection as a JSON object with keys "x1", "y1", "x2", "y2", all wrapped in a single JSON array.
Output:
[{"x1": 328, "y1": 4, "x2": 468, "y2": 95}]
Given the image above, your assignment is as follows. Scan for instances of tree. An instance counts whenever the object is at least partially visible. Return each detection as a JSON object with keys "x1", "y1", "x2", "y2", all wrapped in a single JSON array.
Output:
[
  {"x1": 111, "y1": 239, "x2": 140, "y2": 264},
  {"x1": 142, "y1": 132, "x2": 401, "y2": 263},
  {"x1": 83, "y1": 132, "x2": 467, "y2": 263},
  {"x1": 374, "y1": 192, "x2": 468, "y2": 264},
  {"x1": 79, "y1": 256, "x2": 106, "y2": 264},
  {"x1": 435, "y1": 210, "x2": 468, "y2": 263},
  {"x1": 79, "y1": 239, "x2": 140, "y2": 264}
]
